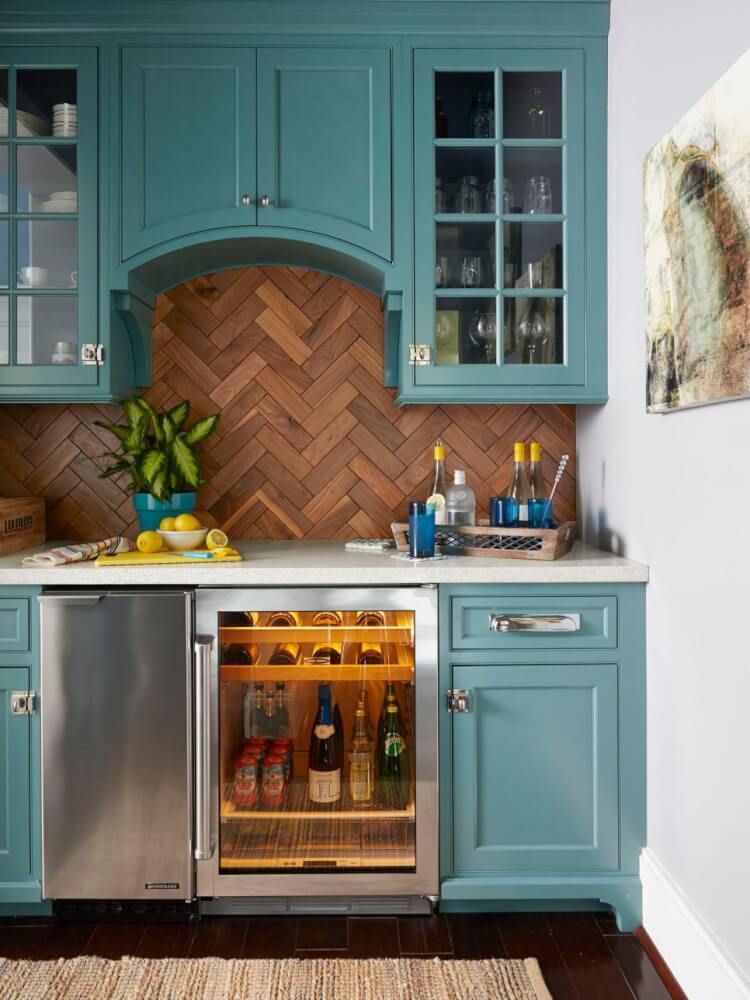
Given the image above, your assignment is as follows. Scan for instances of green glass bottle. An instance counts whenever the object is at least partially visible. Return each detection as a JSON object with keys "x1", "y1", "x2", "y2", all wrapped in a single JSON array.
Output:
[{"x1": 378, "y1": 700, "x2": 410, "y2": 810}]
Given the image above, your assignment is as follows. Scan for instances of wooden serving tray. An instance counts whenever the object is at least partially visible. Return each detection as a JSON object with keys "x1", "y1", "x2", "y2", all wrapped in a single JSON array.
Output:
[{"x1": 391, "y1": 520, "x2": 576, "y2": 561}]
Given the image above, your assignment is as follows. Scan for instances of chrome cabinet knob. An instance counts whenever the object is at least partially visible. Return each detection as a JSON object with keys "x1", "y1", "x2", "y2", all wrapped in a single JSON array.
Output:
[
  {"x1": 241, "y1": 194, "x2": 252, "y2": 207},
  {"x1": 260, "y1": 195, "x2": 271, "y2": 207}
]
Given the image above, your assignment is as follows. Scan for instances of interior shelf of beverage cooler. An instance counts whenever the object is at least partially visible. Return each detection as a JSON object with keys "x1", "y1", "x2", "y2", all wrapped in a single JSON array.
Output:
[
  {"x1": 220, "y1": 662, "x2": 413, "y2": 685},
  {"x1": 219, "y1": 626, "x2": 414, "y2": 643},
  {"x1": 221, "y1": 779, "x2": 416, "y2": 823}
]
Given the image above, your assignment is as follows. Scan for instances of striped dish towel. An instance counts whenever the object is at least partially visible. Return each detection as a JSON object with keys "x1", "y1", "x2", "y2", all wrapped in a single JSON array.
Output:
[{"x1": 22, "y1": 537, "x2": 136, "y2": 567}]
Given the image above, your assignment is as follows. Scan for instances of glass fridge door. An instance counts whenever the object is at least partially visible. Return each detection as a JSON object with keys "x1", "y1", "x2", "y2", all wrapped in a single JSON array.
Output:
[{"x1": 217, "y1": 607, "x2": 417, "y2": 875}]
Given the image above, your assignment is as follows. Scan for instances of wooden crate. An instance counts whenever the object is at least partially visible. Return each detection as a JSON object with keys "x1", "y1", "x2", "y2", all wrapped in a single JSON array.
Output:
[
  {"x1": 0, "y1": 498, "x2": 46, "y2": 556},
  {"x1": 391, "y1": 520, "x2": 576, "y2": 561}
]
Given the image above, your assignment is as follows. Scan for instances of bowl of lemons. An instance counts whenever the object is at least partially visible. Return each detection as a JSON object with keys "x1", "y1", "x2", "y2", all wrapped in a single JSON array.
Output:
[{"x1": 157, "y1": 513, "x2": 208, "y2": 552}]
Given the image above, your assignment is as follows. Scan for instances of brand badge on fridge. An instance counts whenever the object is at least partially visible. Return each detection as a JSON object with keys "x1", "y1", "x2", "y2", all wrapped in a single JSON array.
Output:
[{"x1": 145, "y1": 882, "x2": 180, "y2": 890}]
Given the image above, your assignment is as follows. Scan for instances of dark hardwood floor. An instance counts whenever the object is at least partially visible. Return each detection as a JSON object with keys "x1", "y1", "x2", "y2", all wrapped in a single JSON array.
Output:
[{"x1": 0, "y1": 911, "x2": 685, "y2": 1000}]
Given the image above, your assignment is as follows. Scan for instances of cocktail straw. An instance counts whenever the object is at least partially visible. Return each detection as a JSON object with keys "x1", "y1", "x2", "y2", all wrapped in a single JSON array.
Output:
[{"x1": 540, "y1": 454, "x2": 569, "y2": 528}]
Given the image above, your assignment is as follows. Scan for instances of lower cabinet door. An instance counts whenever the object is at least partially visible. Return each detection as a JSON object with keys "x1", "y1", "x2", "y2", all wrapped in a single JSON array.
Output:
[
  {"x1": 0, "y1": 667, "x2": 31, "y2": 882},
  {"x1": 452, "y1": 662, "x2": 619, "y2": 873}
]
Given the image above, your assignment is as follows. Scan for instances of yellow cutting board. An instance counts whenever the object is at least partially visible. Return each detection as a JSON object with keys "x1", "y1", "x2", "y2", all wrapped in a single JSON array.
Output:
[{"x1": 96, "y1": 550, "x2": 243, "y2": 566}]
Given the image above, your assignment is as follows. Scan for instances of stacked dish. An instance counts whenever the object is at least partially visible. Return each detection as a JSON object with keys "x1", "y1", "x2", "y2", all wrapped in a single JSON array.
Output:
[
  {"x1": 0, "y1": 104, "x2": 49, "y2": 137},
  {"x1": 52, "y1": 102, "x2": 77, "y2": 137},
  {"x1": 41, "y1": 190, "x2": 77, "y2": 213}
]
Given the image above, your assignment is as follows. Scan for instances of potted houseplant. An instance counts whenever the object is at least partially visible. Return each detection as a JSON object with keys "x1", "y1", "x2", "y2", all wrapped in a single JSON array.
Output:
[{"x1": 96, "y1": 396, "x2": 220, "y2": 531}]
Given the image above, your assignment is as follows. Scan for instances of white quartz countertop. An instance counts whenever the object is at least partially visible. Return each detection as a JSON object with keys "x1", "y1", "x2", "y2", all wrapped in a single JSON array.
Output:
[{"x1": 0, "y1": 540, "x2": 648, "y2": 585}]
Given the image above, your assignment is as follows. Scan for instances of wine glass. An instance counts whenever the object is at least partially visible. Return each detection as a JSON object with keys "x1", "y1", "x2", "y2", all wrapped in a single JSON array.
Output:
[
  {"x1": 469, "y1": 310, "x2": 497, "y2": 362},
  {"x1": 517, "y1": 307, "x2": 550, "y2": 364}
]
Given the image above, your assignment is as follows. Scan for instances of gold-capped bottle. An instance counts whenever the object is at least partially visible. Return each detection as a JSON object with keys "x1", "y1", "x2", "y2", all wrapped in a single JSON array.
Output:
[
  {"x1": 427, "y1": 440, "x2": 447, "y2": 524},
  {"x1": 506, "y1": 441, "x2": 531, "y2": 526},
  {"x1": 528, "y1": 442, "x2": 547, "y2": 499},
  {"x1": 269, "y1": 643, "x2": 300, "y2": 666},
  {"x1": 312, "y1": 611, "x2": 343, "y2": 627},
  {"x1": 306, "y1": 642, "x2": 343, "y2": 665},
  {"x1": 358, "y1": 641, "x2": 384, "y2": 665},
  {"x1": 356, "y1": 610, "x2": 385, "y2": 627},
  {"x1": 268, "y1": 611, "x2": 300, "y2": 627}
]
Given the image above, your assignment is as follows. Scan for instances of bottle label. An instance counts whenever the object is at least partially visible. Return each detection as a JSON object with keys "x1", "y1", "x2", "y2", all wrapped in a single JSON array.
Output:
[
  {"x1": 349, "y1": 757, "x2": 373, "y2": 801},
  {"x1": 309, "y1": 768, "x2": 341, "y2": 803},
  {"x1": 313, "y1": 723, "x2": 335, "y2": 740},
  {"x1": 384, "y1": 733, "x2": 406, "y2": 757},
  {"x1": 519, "y1": 503, "x2": 529, "y2": 524}
]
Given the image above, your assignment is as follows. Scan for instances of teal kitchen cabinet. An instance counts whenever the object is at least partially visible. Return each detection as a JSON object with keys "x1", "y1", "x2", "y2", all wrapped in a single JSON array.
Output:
[
  {"x1": 399, "y1": 42, "x2": 607, "y2": 403},
  {"x1": 439, "y1": 584, "x2": 645, "y2": 931},
  {"x1": 0, "y1": 588, "x2": 42, "y2": 906},
  {"x1": 0, "y1": 48, "x2": 101, "y2": 396},
  {"x1": 121, "y1": 46, "x2": 258, "y2": 260},
  {"x1": 121, "y1": 44, "x2": 392, "y2": 264},
  {"x1": 257, "y1": 47, "x2": 391, "y2": 260}
]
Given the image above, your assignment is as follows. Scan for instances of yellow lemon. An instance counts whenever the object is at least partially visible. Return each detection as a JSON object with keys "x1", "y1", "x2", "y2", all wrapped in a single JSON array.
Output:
[
  {"x1": 206, "y1": 528, "x2": 228, "y2": 550},
  {"x1": 159, "y1": 516, "x2": 176, "y2": 531},
  {"x1": 174, "y1": 513, "x2": 202, "y2": 532},
  {"x1": 136, "y1": 530, "x2": 164, "y2": 554}
]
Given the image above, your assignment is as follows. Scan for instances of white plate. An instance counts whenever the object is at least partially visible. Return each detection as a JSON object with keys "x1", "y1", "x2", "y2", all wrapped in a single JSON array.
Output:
[
  {"x1": 41, "y1": 199, "x2": 77, "y2": 212},
  {"x1": 50, "y1": 191, "x2": 77, "y2": 201}
]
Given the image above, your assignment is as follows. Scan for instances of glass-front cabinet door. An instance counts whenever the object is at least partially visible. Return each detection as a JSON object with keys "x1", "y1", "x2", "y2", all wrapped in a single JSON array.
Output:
[
  {"x1": 0, "y1": 48, "x2": 97, "y2": 388},
  {"x1": 413, "y1": 49, "x2": 586, "y2": 393}
]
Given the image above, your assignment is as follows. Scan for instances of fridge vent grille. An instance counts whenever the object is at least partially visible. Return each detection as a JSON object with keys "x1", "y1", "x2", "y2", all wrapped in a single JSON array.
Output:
[{"x1": 201, "y1": 896, "x2": 432, "y2": 916}]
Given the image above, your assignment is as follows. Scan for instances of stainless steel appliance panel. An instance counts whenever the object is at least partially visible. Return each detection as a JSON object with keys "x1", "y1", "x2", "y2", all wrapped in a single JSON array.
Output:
[{"x1": 40, "y1": 590, "x2": 193, "y2": 900}]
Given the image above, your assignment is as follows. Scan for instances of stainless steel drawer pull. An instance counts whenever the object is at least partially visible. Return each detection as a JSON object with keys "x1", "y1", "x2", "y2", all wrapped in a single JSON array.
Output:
[
  {"x1": 489, "y1": 613, "x2": 581, "y2": 633},
  {"x1": 194, "y1": 636, "x2": 214, "y2": 861}
]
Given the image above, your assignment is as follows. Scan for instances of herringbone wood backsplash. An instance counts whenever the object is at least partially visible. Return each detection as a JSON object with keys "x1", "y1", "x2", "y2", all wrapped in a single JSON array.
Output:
[{"x1": 0, "y1": 266, "x2": 575, "y2": 541}]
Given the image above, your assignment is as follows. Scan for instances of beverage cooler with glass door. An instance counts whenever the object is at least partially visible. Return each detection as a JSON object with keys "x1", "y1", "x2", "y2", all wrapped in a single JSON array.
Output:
[{"x1": 194, "y1": 588, "x2": 438, "y2": 910}]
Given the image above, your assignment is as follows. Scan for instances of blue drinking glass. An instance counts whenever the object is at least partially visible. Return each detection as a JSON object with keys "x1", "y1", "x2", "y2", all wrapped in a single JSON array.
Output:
[
  {"x1": 502, "y1": 497, "x2": 520, "y2": 527},
  {"x1": 408, "y1": 501, "x2": 435, "y2": 558},
  {"x1": 490, "y1": 496, "x2": 504, "y2": 526},
  {"x1": 528, "y1": 497, "x2": 554, "y2": 528}
]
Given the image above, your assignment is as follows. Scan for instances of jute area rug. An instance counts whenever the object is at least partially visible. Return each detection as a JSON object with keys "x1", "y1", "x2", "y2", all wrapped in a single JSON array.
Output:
[{"x1": 0, "y1": 955, "x2": 552, "y2": 1000}]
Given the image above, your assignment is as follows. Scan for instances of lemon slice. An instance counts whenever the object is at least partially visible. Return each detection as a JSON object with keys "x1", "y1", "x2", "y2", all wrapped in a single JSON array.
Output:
[
  {"x1": 206, "y1": 528, "x2": 229, "y2": 550},
  {"x1": 210, "y1": 546, "x2": 239, "y2": 559},
  {"x1": 426, "y1": 493, "x2": 446, "y2": 511}
]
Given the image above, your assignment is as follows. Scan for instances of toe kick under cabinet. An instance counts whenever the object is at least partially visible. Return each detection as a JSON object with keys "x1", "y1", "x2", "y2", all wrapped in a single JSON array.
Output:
[{"x1": 438, "y1": 584, "x2": 646, "y2": 931}]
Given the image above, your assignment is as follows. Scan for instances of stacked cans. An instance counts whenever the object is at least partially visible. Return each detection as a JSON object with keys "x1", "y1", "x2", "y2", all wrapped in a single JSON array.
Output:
[{"x1": 234, "y1": 737, "x2": 294, "y2": 808}]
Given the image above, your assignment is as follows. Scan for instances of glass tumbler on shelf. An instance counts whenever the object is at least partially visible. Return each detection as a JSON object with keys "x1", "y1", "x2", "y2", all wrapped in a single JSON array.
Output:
[
  {"x1": 435, "y1": 256, "x2": 450, "y2": 288},
  {"x1": 527, "y1": 86, "x2": 548, "y2": 138},
  {"x1": 523, "y1": 176, "x2": 553, "y2": 214},
  {"x1": 469, "y1": 90, "x2": 494, "y2": 138},
  {"x1": 455, "y1": 175, "x2": 482, "y2": 214},
  {"x1": 484, "y1": 178, "x2": 496, "y2": 213},
  {"x1": 435, "y1": 177, "x2": 448, "y2": 213},
  {"x1": 460, "y1": 256, "x2": 482, "y2": 288},
  {"x1": 502, "y1": 179, "x2": 514, "y2": 214}
]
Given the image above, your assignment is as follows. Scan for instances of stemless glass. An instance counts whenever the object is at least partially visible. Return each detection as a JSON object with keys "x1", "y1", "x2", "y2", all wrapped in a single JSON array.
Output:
[
  {"x1": 435, "y1": 177, "x2": 448, "y2": 213},
  {"x1": 523, "y1": 177, "x2": 539, "y2": 214},
  {"x1": 461, "y1": 256, "x2": 482, "y2": 288},
  {"x1": 455, "y1": 175, "x2": 482, "y2": 214},
  {"x1": 435, "y1": 256, "x2": 450, "y2": 288},
  {"x1": 536, "y1": 176, "x2": 553, "y2": 214},
  {"x1": 502, "y1": 179, "x2": 514, "y2": 214},
  {"x1": 484, "y1": 179, "x2": 496, "y2": 213}
]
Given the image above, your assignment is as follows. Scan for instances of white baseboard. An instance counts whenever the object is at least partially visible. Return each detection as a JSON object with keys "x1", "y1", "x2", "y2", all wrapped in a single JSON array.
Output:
[{"x1": 641, "y1": 849, "x2": 750, "y2": 1000}]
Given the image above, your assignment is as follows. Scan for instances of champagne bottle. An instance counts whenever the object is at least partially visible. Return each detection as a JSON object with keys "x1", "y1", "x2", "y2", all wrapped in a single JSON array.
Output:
[
  {"x1": 377, "y1": 683, "x2": 403, "y2": 756},
  {"x1": 379, "y1": 700, "x2": 410, "y2": 810},
  {"x1": 427, "y1": 440, "x2": 448, "y2": 525},
  {"x1": 222, "y1": 611, "x2": 256, "y2": 627},
  {"x1": 506, "y1": 441, "x2": 531, "y2": 526},
  {"x1": 308, "y1": 684, "x2": 341, "y2": 803},
  {"x1": 332, "y1": 690, "x2": 344, "y2": 757},
  {"x1": 269, "y1": 642, "x2": 299, "y2": 665},
  {"x1": 356, "y1": 611, "x2": 385, "y2": 627},
  {"x1": 268, "y1": 611, "x2": 300, "y2": 627},
  {"x1": 312, "y1": 611, "x2": 343, "y2": 627},
  {"x1": 528, "y1": 442, "x2": 546, "y2": 499},
  {"x1": 306, "y1": 642, "x2": 342, "y2": 665},
  {"x1": 349, "y1": 697, "x2": 375, "y2": 808},
  {"x1": 275, "y1": 681, "x2": 289, "y2": 738}
]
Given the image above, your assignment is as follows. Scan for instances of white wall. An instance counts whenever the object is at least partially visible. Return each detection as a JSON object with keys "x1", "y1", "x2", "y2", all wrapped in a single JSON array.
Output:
[{"x1": 577, "y1": 0, "x2": 750, "y2": 989}]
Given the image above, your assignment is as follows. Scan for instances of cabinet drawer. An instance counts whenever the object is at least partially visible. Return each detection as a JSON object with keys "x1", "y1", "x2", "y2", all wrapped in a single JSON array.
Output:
[
  {"x1": 450, "y1": 595, "x2": 617, "y2": 651},
  {"x1": 0, "y1": 599, "x2": 30, "y2": 653}
]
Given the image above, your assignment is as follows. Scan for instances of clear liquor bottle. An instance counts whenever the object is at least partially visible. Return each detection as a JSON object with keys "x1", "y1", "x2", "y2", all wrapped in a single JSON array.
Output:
[
  {"x1": 445, "y1": 469, "x2": 476, "y2": 526},
  {"x1": 349, "y1": 697, "x2": 375, "y2": 809}
]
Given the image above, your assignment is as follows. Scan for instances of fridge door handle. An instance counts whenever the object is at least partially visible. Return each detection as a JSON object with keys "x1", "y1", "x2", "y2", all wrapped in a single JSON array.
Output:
[
  {"x1": 194, "y1": 635, "x2": 214, "y2": 861},
  {"x1": 38, "y1": 594, "x2": 104, "y2": 606}
]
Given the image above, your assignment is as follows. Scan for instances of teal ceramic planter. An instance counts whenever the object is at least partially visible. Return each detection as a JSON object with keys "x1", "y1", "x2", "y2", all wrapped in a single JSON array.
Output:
[{"x1": 132, "y1": 491, "x2": 197, "y2": 531}]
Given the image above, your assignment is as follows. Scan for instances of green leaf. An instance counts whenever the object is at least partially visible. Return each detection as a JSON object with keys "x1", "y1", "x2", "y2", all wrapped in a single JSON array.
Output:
[
  {"x1": 167, "y1": 400, "x2": 190, "y2": 430},
  {"x1": 123, "y1": 425, "x2": 146, "y2": 455},
  {"x1": 161, "y1": 413, "x2": 176, "y2": 445},
  {"x1": 94, "y1": 421, "x2": 130, "y2": 443},
  {"x1": 150, "y1": 470, "x2": 170, "y2": 501},
  {"x1": 133, "y1": 396, "x2": 157, "y2": 415},
  {"x1": 139, "y1": 449, "x2": 168, "y2": 486},
  {"x1": 170, "y1": 434, "x2": 201, "y2": 487},
  {"x1": 122, "y1": 397, "x2": 147, "y2": 431},
  {"x1": 184, "y1": 414, "x2": 220, "y2": 445}
]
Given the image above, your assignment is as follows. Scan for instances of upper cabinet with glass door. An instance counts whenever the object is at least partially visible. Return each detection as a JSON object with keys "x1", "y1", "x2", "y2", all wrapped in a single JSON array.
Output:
[
  {"x1": 0, "y1": 48, "x2": 98, "y2": 394},
  {"x1": 407, "y1": 48, "x2": 606, "y2": 404}
]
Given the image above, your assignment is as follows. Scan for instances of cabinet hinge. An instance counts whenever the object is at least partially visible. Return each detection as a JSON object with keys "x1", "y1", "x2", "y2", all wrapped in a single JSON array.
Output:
[
  {"x1": 81, "y1": 344, "x2": 105, "y2": 366},
  {"x1": 409, "y1": 344, "x2": 431, "y2": 366},
  {"x1": 10, "y1": 691, "x2": 36, "y2": 716},
  {"x1": 446, "y1": 689, "x2": 471, "y2": 713}
]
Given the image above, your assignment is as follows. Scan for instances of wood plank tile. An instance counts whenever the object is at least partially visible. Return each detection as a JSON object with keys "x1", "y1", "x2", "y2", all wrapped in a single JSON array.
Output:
[
  {"x1": 84, "y1": 923, "x2": 146, "y2": 959},
  {"x1": 189, "y1": 918, "x2": 247, "y2": 959},
  {"x1": 548, "y1": 913, "x2": 637, "y2": 1000},
  {"x1": 445, "y1": 913, "x2": 505, "y2": 960},
  {"x1": 135, "y1": 923, "x2": 196, "y2": 959},
  {"x1": 497, "y1": 913, "x2": 579, "y2": 1000},
  {"x1": 241, "y1": 917, "x2": 298, "y2": 959},
  {"x1": 347, "y1": 918, "x2": 400, "y2": 958},
  {"x1": 607, "y1": 934, "x2": 678, "y2": 1000},
  {"x1": 295, "y1": 917, "x2": 348, "y2": 952},
  {"x1": 397, "y1": 915, "x2": 453, "y2": 956}
]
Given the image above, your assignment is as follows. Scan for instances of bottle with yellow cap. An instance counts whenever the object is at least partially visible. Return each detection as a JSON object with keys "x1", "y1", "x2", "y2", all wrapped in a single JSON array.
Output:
[
  {"x1": 506, "y1": 442, "x2": 531, "y2": 525},
  {"x1": 528, "y1": 441, "x2": 547, "y2": 499},
  {"x1": 427, "y1": 439, "x2": 448, "y2": 525}
]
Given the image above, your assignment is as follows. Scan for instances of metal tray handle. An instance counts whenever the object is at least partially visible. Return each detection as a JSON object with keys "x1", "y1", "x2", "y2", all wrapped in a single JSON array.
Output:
[
  {"x1": 194, "y1": 635, "x2": 214, "y2": 861},
  {"x1": 489, "y1": 613, "x2": 581, "y2": 633}
]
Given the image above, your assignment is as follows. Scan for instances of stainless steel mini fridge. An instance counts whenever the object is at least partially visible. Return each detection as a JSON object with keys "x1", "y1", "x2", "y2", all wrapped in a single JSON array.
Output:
[
  {"x1": 39, "y1": 590, "x2": 194, "y2": 901},
  {"x1": 194, "y1": 587, "x2": 438, "y2": 906}
]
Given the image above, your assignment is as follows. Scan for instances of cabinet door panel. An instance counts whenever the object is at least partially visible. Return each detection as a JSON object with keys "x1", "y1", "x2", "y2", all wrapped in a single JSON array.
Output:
[
  {"x1": 121, "y1": 46, "x2": 256, "y2": 259},
  {"x1": 0, "y1": 667, "x2": 31, "y2": 880},
  {"x1": 257, "y1": 47, "x2": 391, "y2": 259},
  {"x1": 452, "y1": 663, "x2": 618, "y2": 873}
]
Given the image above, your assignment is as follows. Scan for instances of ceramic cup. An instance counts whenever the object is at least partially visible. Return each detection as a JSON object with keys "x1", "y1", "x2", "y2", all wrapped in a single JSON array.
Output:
[{"x1": 18, "y1": 266, "x2": 49, "y2": 288}]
